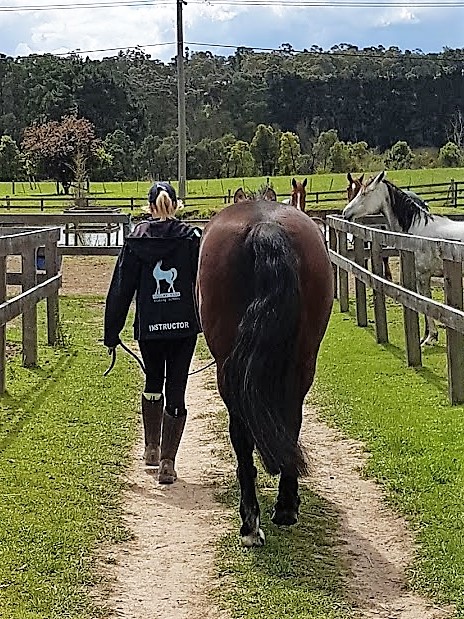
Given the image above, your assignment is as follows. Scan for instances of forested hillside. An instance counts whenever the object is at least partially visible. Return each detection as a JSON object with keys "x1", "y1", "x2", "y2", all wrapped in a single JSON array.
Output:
[{"x1": 1, "y1": 45, "x2": 464, "y2": 181}]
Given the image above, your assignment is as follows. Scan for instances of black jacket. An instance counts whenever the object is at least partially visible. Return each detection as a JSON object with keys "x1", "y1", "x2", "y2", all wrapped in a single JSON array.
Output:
[{"x1": 104, "y1": 218, "x2": 202, "y2": 347}]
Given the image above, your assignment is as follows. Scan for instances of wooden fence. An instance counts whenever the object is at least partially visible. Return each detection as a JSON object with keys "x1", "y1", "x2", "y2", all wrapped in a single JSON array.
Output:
[
  {"x1": 326, "y1": 215, "x2": 464, "y2": 405},
  {"x1": 1, "y1": 179, "x2": 464, "y2": 211},
  {"x1": 0, "y1": 213, "x2": 131, "y2": 257},
  {"x1": 0, "y1": 227, "x2": 62, "y2": 393}
]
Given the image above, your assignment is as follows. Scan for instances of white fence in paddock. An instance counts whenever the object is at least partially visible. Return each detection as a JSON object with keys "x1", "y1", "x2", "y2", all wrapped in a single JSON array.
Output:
[{"x1": 326, "y1": 215, "x2": 464, "y2": 405}]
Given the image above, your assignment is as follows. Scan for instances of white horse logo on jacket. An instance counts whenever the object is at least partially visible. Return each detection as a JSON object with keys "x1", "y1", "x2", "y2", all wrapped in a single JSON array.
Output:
[{"x1": 153, "y1": 260, "x2": 178, "y2": 295}]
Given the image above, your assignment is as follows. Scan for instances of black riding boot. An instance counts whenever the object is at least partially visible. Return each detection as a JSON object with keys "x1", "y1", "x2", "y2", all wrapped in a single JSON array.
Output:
[
  {"x1": 158, "y1": 407, "x2": 187, "y2": 484},
  {"x1": 142, "y1": 394, "x2": 164, "y2": 466}
]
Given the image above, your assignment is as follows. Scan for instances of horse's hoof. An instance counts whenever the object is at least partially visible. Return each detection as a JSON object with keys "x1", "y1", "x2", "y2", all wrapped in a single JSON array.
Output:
[
  {"x1": 144, "y1": 444, "x2": 160, "y2": 467},
  {"x1": 241, "y1": 528, "x2": 265, "y2": 548},
  {"x1": 271, "y1": 509, "x2": 298, "y2": 526},
  {"x1": 158, "y1": 459, "x2": 177, "y2": 484}
]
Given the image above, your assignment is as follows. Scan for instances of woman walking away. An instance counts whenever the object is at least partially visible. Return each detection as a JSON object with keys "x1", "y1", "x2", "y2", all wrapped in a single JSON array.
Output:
[{"x1": 104, "y1": 182, "x2": 202, "y2": 484}]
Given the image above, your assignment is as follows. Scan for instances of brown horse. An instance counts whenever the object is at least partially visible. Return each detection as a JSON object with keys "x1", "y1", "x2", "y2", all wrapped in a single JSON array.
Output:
[
  {"x1": 197, "y1": 199, "x2": 333, "y2": 546},
  {"x1": 233, "y1": 185, "x2": 277, "y2": 203},
  {"x1": 346, "y1": 172, "x2": 393, "y2": 281},
  {"x1": 290, "y1": 177, "x2": 307, "y2": 211}
]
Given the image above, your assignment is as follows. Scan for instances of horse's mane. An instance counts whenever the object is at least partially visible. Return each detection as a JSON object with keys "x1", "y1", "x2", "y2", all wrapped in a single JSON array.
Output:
[{"x1": 382, "y1": 179, "x2": 432, "y2": 232}]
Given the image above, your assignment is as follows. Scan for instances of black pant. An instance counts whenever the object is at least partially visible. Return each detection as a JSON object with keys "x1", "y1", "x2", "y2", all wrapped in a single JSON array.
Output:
[{"x1": 138, "y1": 336, "x2": 197, "y2": 412}]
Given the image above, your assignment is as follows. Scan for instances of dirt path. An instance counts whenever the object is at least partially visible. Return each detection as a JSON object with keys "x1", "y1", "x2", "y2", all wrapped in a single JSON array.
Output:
[
  {"x1": 301, "y1": 409, "x2": 454, "y2": 619},
  {"x1": 101, "y1": 365, "x2": 231, "y2": 619},
  {"x1": 60, "y1": 258, "x2": 454, "y2": 618}
]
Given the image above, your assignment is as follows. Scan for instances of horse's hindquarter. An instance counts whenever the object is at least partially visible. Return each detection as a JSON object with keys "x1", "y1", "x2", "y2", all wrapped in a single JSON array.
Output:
[{"x1": 198, "y1": 203, "x2": 334, "y2": 384}]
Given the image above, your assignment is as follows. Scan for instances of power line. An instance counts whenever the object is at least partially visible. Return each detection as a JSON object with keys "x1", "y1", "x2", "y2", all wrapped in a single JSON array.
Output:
[{"x1": 1, "y1": 0, "x2": 464, "y2": 11}]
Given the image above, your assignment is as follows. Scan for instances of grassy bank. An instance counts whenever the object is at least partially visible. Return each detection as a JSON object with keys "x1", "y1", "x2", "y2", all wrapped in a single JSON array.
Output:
[
  {"x1": 0, "y1": 297, "x2": 141, "y2": 618},
  {"x1": 310, "y1": 301, "x2": 464, "y2": 615}
]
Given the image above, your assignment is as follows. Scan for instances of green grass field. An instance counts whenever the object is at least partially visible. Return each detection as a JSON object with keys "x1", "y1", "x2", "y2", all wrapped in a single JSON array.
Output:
[{"x1": 1, "y1": 167, "x2": 463, "y2": 216}]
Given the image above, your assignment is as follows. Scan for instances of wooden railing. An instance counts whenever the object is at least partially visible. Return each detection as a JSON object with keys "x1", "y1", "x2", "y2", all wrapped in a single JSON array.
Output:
[
  {"x1": 0, "y1": 227, "x2": 62, "y2": 393},
  {"x1": 326, "y1": 215, "x2": 464, "y2": 404},
  {"x1": 1, "y1": 179, "x2": 464, "y2": 211}
]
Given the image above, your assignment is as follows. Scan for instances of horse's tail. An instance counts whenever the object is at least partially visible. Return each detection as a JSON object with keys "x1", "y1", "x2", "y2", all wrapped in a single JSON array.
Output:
[{"x1": 223, "y1": 221, "x2": 307, "y2": 477}]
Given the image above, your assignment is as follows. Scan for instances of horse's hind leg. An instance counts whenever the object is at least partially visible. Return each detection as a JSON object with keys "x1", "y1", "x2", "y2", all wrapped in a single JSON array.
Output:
[
  {"x1": 272, "y1": 470, "x2": 300, "y2": 526},
  {"x1": 229, "y1": 414, "x2": 264, "y2": 547}
]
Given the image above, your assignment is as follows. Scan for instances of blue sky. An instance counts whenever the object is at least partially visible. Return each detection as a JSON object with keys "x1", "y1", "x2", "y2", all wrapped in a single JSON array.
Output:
[{"x1": 0, "y1": 1, "x2": 462, "y2": 61}]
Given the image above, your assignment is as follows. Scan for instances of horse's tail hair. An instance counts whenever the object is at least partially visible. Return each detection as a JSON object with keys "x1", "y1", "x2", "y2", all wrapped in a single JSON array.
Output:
[{"x1": 223, "y1": 221, "x2": 307, "y2": 477}]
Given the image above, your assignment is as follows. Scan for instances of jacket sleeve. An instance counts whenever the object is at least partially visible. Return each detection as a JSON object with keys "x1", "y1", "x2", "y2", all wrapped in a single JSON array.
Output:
[{"x1": 104, "y1": 243, "x2": 141, "y2": 347}]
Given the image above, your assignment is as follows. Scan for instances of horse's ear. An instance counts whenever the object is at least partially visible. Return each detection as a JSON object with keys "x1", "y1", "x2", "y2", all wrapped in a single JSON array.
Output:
[
  {"x1": 373, "y1": 171, "x2": 385, "y2": 186},
  {"x1": 347, "y1": 173, "x2": 353, "y2": 183},
  {"x1": 234, "y1": 187, "x2": 247, "y2": 203},
  {"x1": 302, "y1": 178, "x2": 307, "y2": 188},
  {"x1": 292, "y1": 178, "x2": 297, "y2": 188},
  {"x1": 359, "y1": 173, "x2": 364, "y2": 184}
]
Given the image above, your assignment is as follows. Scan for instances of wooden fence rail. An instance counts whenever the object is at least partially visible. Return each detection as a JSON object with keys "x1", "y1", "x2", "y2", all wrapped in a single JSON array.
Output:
[
  {"x1": 1, "y1": 179, "x2": 464, "y2": 211},
  {"x1": 326, "y1": 215, "x2": 464, "y2": 404},
  {"x1": 0, "y1": 227, "x2": 62, "y2": 393}
]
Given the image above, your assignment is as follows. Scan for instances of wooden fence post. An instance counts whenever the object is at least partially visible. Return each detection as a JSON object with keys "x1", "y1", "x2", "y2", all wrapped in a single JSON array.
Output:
[
  {"x1": 338, "y1": 231, "x2": 349, "y2": 313},
  {"x1": 400, "y1": 249, "x2": 422, "y2": 367},
  {"x1": 371, "y1": 240, "x2": 388, "y2": 343},
  {"x1": 443, "y1": 259, "x2": 464, "y2": 404},
  {"x1": 22, "y1": 247, "x2": 38, "y2": 367},
  {"x1": 0, "y1": 256, "x2": 6, "y2": 393},
  {"x1": 45, "y1": 241, "x2": 60, "y2": 346},
  {"x1": 354, "y1": 236, "x2": 368, "y2": 327},
  {"x1": 329, "y1": 226, "x2": 338, "y2": 299}
]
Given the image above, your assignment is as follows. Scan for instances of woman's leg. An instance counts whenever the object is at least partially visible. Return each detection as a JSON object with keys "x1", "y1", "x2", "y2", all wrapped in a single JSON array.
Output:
[
  {"x1": 138, "y1": 340, "x2": 167, "y2": 466},
  {"x1": 159, "y1": 336, "x2": 197, "y2": 483}
]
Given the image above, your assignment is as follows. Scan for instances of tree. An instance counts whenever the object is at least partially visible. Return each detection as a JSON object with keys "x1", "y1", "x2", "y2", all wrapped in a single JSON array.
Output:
[
  {"x1": 278, "y1": 132, "x2": 301, "y2": 175},
  {"x1": 227, "y1": 140, "x2": 256, "y2": 177},
  {"x1": 21, "y1": 115, "x2": 100, "y2": 193},
  {"x1": 350, "y1": 141, "x2": 370, "y2": 171},
  {"x1": 0, "y1": 135, "x2": 22, "y2": 181},
  {"x1": 250, "y1": 125, "x2": 280, "y2": 176},
  {"x1": 329, "y1": 140, "x2": 352, "y2": 173},
  {"x1": 438, "y1": 141, "x2": 462, "y2": 167},
  {"x1": 385, "y1": 141, "x2": 414, "y2": 170},
  {"x1": 313, "y1": 129, "x2": 338, "y2": 171},
  {"x1": 447, "y1": 109, "x2": 464, "y2": 149},
  {"x1": 103, "y1": 130, "x2": 135, "y2": 180}
]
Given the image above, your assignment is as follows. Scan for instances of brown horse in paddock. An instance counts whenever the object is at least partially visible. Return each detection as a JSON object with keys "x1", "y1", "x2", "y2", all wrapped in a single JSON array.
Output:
[
  {"x1": 233, "y1": 185, "x2": 277, "y2": 203},
  {"x1": 197, "y1": 198, "x2": 333, "y2": 547},
  {"x1": 290, "y1": 177, "x2": 307, "y2": 211}
]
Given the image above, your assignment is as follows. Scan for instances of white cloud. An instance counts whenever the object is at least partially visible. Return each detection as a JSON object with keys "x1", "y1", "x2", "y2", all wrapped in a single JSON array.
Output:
[{"x1": 378, "y1": 7, "x2": 418, "y2": 27}]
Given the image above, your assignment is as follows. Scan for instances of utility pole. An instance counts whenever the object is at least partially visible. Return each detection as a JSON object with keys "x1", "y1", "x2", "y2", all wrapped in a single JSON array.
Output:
[{"x1": 176, "y1": 0, "x2": 187, "y2": 200}]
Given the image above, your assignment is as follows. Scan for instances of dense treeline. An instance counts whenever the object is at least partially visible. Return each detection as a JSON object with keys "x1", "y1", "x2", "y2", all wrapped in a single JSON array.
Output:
[{"x1": 1, "y1": 44, "x2": 464, "y2": 183}]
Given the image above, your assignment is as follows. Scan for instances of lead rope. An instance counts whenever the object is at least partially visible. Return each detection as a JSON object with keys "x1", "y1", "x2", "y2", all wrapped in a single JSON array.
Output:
[{"x1": 103, "y1": 340, "x2": 215, "y2": 377}]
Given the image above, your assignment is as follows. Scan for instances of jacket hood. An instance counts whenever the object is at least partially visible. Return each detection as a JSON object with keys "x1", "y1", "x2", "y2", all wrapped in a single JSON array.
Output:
[{"x1": 126, "y1": 219, "x2": 200, "y2": 265}]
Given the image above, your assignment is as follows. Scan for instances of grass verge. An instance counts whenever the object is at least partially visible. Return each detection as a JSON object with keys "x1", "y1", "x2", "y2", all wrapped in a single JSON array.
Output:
[
  {"x1": 0, "y1": 296, "x2": 141, "y2": 618},
  {"x1": 310, "y1": 300, "x2": 464, "y2": 615}
]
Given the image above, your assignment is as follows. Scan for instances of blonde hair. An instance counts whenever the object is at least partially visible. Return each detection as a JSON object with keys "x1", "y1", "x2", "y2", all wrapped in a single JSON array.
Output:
[{"x1": 148, "y1": 190, "x2": 176, "y2": 220}]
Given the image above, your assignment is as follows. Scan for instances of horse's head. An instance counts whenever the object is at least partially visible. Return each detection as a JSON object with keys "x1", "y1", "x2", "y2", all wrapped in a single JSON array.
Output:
[
  {"x1": 233, "y1": 187, "x2": 249, "y2": 203},
  {"x1": 262, "y1": 187, "x2": 277, "y2": 202},
  {"x1": 290, "y1": 178, "x2": 307, "y2": 211},
  {"x1": 343, "y1": 171, "x2": 387, "y2": 221},
  {"x1": 346, "y1": 172, "x2": 364, "y2": 202}
]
